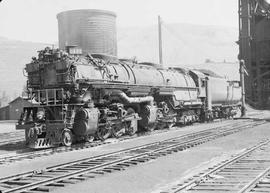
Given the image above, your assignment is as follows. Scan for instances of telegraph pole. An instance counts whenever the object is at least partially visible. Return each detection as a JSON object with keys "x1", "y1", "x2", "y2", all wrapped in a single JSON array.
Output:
[{"x1": 158, "y1": 15, "x2": 163, "y2": 65}]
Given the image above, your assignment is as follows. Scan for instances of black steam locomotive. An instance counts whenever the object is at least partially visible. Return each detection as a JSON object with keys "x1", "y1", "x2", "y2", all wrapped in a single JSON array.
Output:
[{"x1": 16, "y1": 47, "x2": 242, "y2": 149}]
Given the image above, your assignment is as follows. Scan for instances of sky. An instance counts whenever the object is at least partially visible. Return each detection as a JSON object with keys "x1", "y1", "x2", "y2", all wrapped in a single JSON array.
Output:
[{"x1": 0, "y1": 0, "x2": 239, "y2": 43}]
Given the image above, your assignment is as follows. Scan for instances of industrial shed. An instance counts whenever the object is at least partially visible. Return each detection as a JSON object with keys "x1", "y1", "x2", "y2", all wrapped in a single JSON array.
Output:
[{"x1": 0, "y1": 97, "x2": 32, "y2": 120}]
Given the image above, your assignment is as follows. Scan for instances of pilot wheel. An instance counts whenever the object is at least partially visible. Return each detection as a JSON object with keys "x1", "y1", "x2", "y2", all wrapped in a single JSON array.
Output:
[{"x1": 62, "y1": 129, "x2": 73, "y2": 146}]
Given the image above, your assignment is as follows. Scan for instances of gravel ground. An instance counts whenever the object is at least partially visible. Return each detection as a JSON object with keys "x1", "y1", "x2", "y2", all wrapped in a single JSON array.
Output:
[
  {"x1": 0, "y1": 109, "x2": 269, "y2": 193},
  {"x1": 49, "y1": 120, "x2": 270, "y2": 193},
  {"x1": 0, "y1": 119, "x2": 235, "y2": 178},
  {"x1": 0, "y1": 121, "x2": 18, "y2": 133}
]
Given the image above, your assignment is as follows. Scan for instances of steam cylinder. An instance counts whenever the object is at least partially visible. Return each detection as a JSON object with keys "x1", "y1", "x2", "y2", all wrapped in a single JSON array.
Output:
[{"x1": 57, "y1": 9, "x2": 117, "y2": 56}]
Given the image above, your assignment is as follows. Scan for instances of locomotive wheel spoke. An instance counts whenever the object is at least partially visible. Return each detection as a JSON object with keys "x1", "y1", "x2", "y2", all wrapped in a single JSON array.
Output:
[
  {"x1": 166, "y1": 122, "x2": 175, "y2": 129},
  {"x1": 145, "y1": 123, "x2": 156, "y2": 132},
  {"x1": 126, "y1": 127, "x2": 136, "y2": 136},
  {"x1": 124, "y1": 108, "x2": 138, "y2": 136},
  {"x1": 96, "y1": 126, "x2": 111, "y2": 141},
  {"x1": 126, "y1": 121, "x2": 137, "y2": 136},
  {"x1": 183, "y1": 116, "x2": 187, "y2": 125},
  {"x1": 85, "y1": 134, "x2": 95, "y2": 143},
  {"x1": 62, "y1": 129, "x2": 73, "y2": 147},
  {"x1": 111, "y1": 125, "x2": 125, "y2": 138}
]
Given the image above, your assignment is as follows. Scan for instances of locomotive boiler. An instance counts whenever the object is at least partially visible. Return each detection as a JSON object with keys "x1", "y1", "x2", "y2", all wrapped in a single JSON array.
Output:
[{"x1": 16, "y1": 47, "x2": 242, "y2": 148}]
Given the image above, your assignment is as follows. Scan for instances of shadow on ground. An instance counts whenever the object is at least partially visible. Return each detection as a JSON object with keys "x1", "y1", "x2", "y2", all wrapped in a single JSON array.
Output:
[{"x1": 0, "y1": 141, "x2": 28, "y2": 152}]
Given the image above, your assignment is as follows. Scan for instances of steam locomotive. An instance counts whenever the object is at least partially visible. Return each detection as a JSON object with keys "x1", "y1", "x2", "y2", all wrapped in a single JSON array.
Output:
[{"x1": 16, "y1": 46, "x2": 242, "y2": 149}]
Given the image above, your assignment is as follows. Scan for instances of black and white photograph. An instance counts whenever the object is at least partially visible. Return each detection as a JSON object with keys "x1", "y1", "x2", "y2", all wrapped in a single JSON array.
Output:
[{"x1": 0, "y1": 0, "x2": 270, "y2": 192}]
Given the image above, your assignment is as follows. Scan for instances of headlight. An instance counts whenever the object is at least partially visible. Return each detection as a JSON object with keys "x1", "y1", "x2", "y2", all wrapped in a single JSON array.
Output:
[{"x1": 37, "y1": 111, "x2": 45, "y2": 120}]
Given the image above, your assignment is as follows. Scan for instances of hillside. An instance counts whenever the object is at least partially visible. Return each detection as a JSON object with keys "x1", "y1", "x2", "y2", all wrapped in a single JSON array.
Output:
[
  {"x1": 118, "y1": 23, "x2": 239, "y2": 80},
  {"x1": 118, "y1": 23, "x2": 238, "y2": 65},
  {"x1": 0, "y1": 37, "x2": 46, "y2": 101},
  {"x1": 0, "y1": 23, "x2": 239, "y2": 103}
]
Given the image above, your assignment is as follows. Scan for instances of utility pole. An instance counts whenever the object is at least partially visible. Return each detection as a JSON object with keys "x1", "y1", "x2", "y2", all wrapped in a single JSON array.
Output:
[
  {"x1": 158, "y1": 15, "x2": 163, "y2": 65},
  {"x1": 240, "y1": 59, "x2": 247, "y2": 117}
]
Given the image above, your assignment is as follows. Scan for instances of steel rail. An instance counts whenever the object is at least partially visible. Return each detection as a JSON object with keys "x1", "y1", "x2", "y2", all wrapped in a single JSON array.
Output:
[
  {"x1": 163, "y1": 138, "x2": 270, "y2": 193},
  {"x1": 0, "y1": 120, "x2": 243, "y2": 165},
  {"x1": 0, "y1": 120, "x2": 264, "y2": 193},
  {"x1": 237, "y1": 166, "x2": 270, "y2": 193},
  {"x1": 0, "y1": 121, "x2": 241, "y2": 182}
]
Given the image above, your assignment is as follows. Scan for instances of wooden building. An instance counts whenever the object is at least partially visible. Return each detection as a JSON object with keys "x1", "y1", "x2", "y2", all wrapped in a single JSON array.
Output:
[{"x1": 0, "y1": 97, "x2": 32, "y2": 120}]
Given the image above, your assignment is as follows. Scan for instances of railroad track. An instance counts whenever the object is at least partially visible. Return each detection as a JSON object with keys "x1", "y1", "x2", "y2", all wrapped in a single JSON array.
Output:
[
  {"x1": 0, "y1": 119, "x2": 265, "y2": 193},
  {"x1": 0, "y1": 119, "x2": 245, "y2": 149},
  {"x1": 0, "y1": 112, "x2": 263, "y2": 148},
  {"x1": 0, "y1": 120, "x2": 241, "y2": 165},
  {"x1": 161, "y1": 134, "x2": 270, "y2": 193}
]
